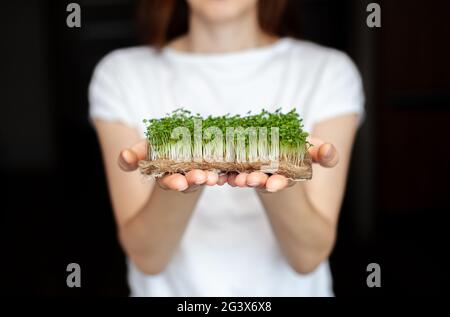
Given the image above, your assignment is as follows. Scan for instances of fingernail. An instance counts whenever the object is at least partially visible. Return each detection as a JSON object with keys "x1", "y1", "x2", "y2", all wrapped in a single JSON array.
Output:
[
  {"x1": 178, "y1": 185, "x2": 189, "y2": 192},
  {"x1": 195, "y1": 179, "x2": 205, "y2": 185},
  {"x1": 266, "y1": 187, "x2": 277, "y2": 193},
  {"x1": 248, "y1": 182, "x2": 259, "y2": 187}
]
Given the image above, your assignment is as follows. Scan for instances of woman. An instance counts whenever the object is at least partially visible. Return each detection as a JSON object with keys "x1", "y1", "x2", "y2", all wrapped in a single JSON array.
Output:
[{"x1": 89, "y1": 0, "x2": 364, "y2": 296}]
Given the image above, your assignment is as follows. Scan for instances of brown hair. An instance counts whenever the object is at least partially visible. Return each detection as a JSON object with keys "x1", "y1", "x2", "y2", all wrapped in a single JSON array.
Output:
[{"x1": 137, "y1": 0, "x2": 295, "y2": 48}]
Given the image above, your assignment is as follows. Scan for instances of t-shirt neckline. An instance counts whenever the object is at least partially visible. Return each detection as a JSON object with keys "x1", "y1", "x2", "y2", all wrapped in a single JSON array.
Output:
[{"x1": 162, "y1": 37, "x2": 293, "y2": 64}]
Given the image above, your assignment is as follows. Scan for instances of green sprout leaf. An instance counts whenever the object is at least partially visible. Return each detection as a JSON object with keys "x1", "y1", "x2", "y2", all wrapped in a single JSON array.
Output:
[{"x1": 143, "y1": 108, "x2": 309, "y2": 163}]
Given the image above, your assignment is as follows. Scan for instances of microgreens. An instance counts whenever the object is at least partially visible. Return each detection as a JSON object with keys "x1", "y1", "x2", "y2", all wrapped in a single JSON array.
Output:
[{"x1": 143, "y1": 108, "x2": 310, "y2": 164}]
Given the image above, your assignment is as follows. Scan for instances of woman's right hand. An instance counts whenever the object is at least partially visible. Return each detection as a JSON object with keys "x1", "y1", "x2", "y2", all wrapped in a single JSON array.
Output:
[{"x1": 118, "y1": 140, "x2": 227, "y2": 192}]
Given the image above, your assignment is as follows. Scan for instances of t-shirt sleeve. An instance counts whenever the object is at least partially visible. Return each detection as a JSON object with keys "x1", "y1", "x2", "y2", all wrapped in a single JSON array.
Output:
[
  {"x1": 308, "y1": 51, "x2": 365, "y2": 128},
  {"x1": 88, "y1": 51, "x2": 136, "y2": 128}
]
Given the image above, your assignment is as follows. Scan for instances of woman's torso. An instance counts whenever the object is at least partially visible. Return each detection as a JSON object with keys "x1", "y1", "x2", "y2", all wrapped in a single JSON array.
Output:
[{"x1": 89, "y1": 37, "x2": 364, "y2": 296}]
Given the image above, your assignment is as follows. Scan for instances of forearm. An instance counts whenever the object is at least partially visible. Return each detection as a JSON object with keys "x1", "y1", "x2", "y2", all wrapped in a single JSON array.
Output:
[
  {"x1": 119, "y1": 186, "x2": 202, "y2": 274},
  {"x1": 258, "y1": 184, "x2": 336, "y2": 274}
]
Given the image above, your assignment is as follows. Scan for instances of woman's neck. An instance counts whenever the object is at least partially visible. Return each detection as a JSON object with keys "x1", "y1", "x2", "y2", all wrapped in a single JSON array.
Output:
[{"x1": 169, "y1": 10, "x2": 277, "y2": 54}]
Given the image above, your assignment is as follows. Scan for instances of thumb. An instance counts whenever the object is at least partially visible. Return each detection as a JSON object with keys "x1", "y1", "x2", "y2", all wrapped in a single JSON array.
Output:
[
  {"x1": 307, "y1": 137, "x2": 339, "y2": 168},
  {"x1": 317, "y1": 143, "x2": 339, "y2": 168},
  {"x1": 118, "y1": 149, "x2": 139, "y2": 171}
]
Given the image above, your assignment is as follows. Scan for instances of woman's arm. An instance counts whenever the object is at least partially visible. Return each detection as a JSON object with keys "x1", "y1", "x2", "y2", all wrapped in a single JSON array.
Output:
[
  {"x1": 93, "y1": 120, "x2": 224, "y2": 275},
  {"x1": 259, "y1": 114, "x2": 358, "y2": 273},
  {"x1": 228, "y1": 114, "x2": 359, "y2": 273},
  {"x1": 94, "y1": 113, "x2": 357, "y2": 275}
]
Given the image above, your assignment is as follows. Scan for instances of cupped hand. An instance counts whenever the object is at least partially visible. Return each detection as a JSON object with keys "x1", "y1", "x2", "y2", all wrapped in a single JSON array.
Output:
[
  {"x1": 226, "y1": 137, "x2": 339, "y2": 193},
  {"x1": 118, "y1": 140, "x2": 227, "y2": 193},
  {"x1": 118, "y1": 137, "x2": 338, "y2": 193}
]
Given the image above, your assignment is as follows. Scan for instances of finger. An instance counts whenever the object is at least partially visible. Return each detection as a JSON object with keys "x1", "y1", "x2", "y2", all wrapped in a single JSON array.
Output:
[
  {"x1": 118, "y1": 140, "x2": 148, "y2": 172},
  {"x1": 235, "y1": 173, "x2": 249, "y2": 187},
  {"x1": 265, "y1": 174, "x2": 289, "y2": 193},
  {"x1": 119, "y1": 149, "x2": 139, "y2": 172},
  {"x1": 246, "y1": 171, "x2": 269, "y2": 188},
  {"x1": 129, "y1": 139, "x2": 148, "y2": 161},
  {"x1": 317, "y1": 143, "x2": 339, "y2": 168},
  {"x1": 227, "y1": 173, "x2": 238, "y2": 187},
  {"x1": 205, "y1": 170, "x2": 219, "y2": 186},
  {"x1": 217, "y1": 174, "x2": 228, "y2": 186},
  {"x1": 307, "y1": 136, "x2": 324, "y2": 164},
  {"x1": 158, "y1": 173, "x2": 188, "y2": 191},
  {"x1": 307, "y1": 137, "x2": 339, "y2": 167},
  {"x1": 185, "y1": 169, "x2": 207, "y2": 186}
]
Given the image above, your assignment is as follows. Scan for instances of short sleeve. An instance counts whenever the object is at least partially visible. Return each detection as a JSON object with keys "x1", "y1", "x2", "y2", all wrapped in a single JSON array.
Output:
[
  {"x1": 308, "y1": 51, "x2": 365, "y2": 127},
  {"x1": 88, "y1": 51, "x2": 136, "y2": 128}
]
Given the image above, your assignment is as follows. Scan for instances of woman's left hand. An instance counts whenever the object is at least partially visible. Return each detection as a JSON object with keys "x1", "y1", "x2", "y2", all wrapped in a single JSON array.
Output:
[{"x1": 226, "y1": 137, "x2": 339, "y2": 192}]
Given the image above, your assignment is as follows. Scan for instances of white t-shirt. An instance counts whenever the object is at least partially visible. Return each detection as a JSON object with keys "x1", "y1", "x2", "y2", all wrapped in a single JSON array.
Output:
[{"x1": 89, "y1": 37, "x2": 364, "y2": 297}]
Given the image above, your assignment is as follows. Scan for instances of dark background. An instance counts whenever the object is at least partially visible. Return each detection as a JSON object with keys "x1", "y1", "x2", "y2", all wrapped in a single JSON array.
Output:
[{"x1": 1, "y1": 0, "x2": 449, "y2": 296}]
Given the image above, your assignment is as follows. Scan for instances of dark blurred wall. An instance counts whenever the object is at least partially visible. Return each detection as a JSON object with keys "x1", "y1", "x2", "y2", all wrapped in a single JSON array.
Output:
[
  {"x1": 1, "y1": 1, "x2": 55, "y2": 171},
  {"x1": 375, "y1": 0, "x2": 450, "y2": 294}
]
